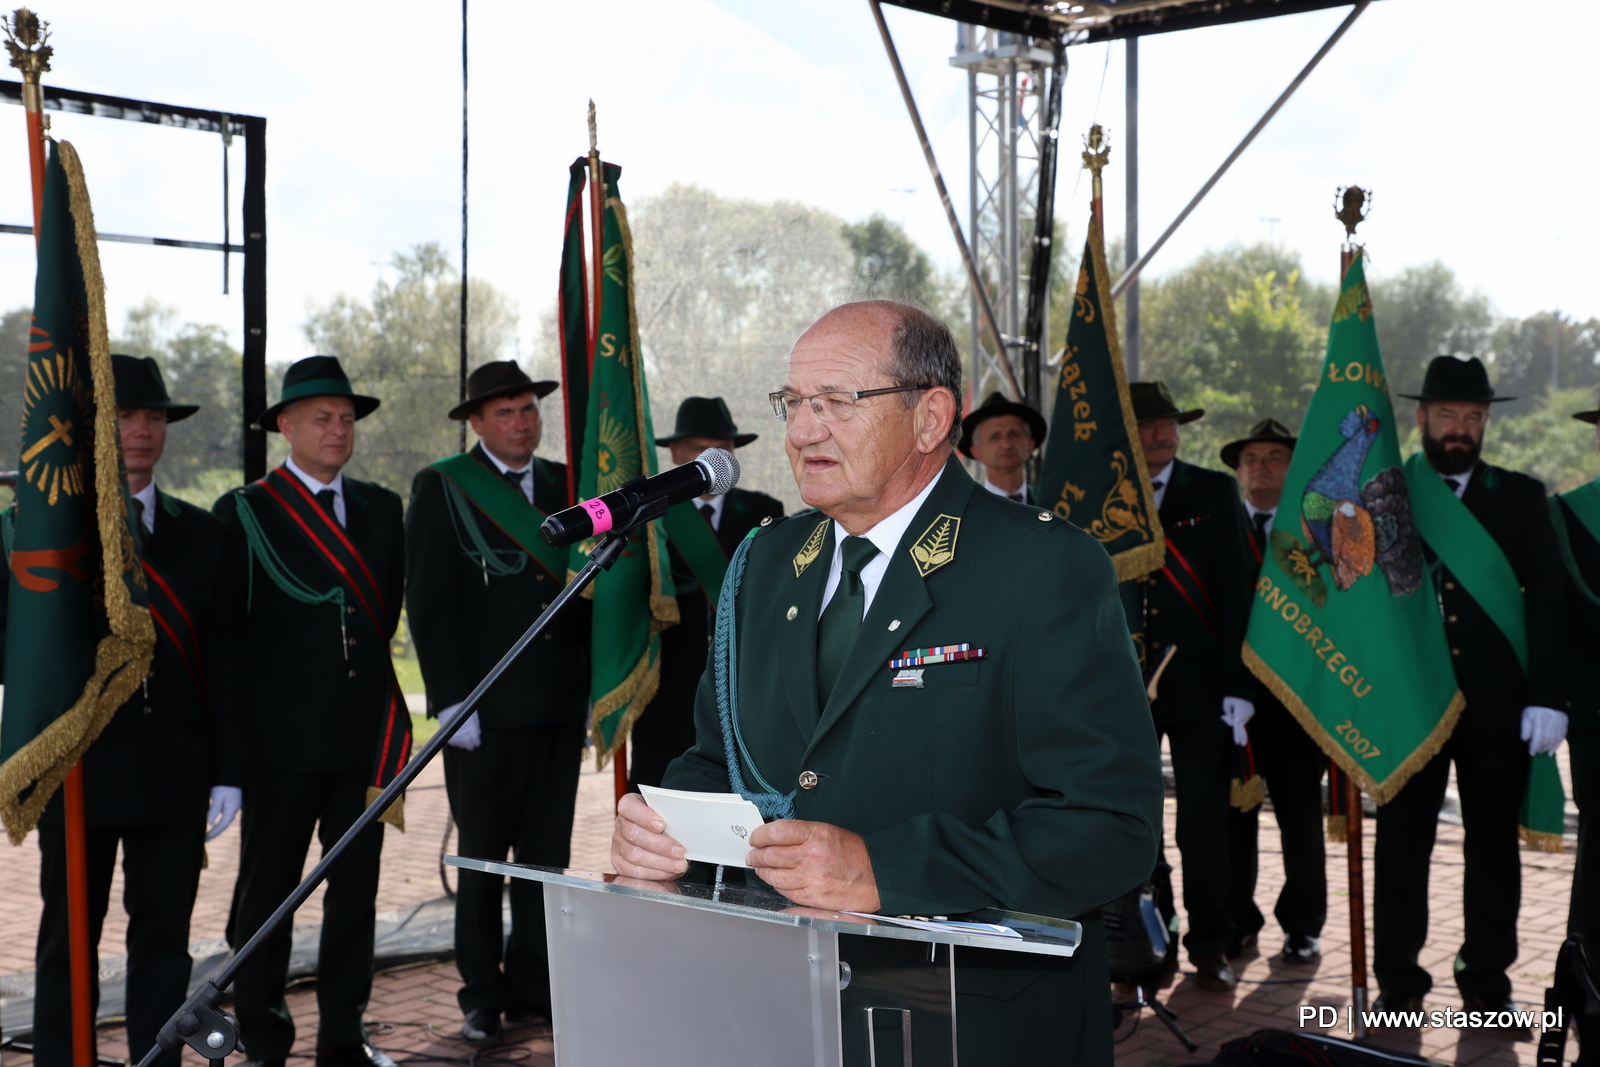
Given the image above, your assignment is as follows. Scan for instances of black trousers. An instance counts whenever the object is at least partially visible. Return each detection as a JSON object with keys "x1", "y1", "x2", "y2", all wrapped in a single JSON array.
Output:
[
  {"x1": 229, "y1": 768, "x2": 385, "y2": 1059},
  {"x1": 629, "y1": 591, "x2": 709, "y2": 791},
  {"x1": 33, "y1": 820, "x2": 204, "y2": 1067},
  {"x1": 444, "y1": 724, "x2": 583, "y2": 1016},
  {"x1": 1225, "y1": 694, "x2": 1328, "y2": 941},
  {"x1": 1374, "y1": 733, "x2": 1530, "y2": 1000},
  {"x1": 1156, "y1": 716, "x2": 1235, "y2": 958},
  {"x1": 1569, "y1": 729, "x2": 1600, "y2": 937}
]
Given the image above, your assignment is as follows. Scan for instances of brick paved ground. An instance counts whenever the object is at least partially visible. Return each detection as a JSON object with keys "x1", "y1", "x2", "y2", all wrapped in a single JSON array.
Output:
[{"x1": 1, "y1": 742, "x2": 1580, "y2": 1067}]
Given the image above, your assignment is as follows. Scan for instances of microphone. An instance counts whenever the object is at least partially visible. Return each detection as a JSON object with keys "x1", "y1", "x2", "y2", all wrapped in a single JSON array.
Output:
[{"x1": 541, "y1": 447, "x2": 740, "y2": 548}]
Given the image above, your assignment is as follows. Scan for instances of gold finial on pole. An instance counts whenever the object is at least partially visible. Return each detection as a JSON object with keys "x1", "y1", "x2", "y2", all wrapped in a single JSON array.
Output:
[
  {"x1": 3, "y1": 7, "x2": 49, "y2": 240},
  {"x1": 1082, "y1": 124, "x2": 1111, "y2": 209},
  {"x1": 587, "y1": 98, "x2": 597, "y2": 156},
  {"x1": 1334, "y1": 185, "x2": 1370, "y2": 277}
]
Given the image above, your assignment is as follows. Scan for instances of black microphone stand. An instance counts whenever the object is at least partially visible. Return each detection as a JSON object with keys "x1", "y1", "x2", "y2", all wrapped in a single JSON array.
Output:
[{"x1": 136, "y1": 525, "x2": 643, "y2": 1067}]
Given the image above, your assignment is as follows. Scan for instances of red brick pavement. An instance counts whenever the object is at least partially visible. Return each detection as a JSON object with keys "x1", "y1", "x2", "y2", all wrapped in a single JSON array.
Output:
[{"x1": 1, "y1": 743, "x2": 1582, "y2": 1067}]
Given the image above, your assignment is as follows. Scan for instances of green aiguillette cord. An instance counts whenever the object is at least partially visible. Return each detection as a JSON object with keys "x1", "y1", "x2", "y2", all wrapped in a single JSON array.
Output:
[
  {"x1": 429, "y1": 453, "x2": 567, "y2": 579},
  {"x1": 1402, "y1": 453, "x2": 1527, "y2": 673},
  {"x1": 661, "y1": 499, "x2": 730, "y2": 606}
]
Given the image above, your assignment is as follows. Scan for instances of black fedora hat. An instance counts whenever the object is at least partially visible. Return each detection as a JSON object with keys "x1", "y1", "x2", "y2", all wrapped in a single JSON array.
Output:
[
  {"x1": 1130, "y1": 381, "x2": 1204, "y2": 425},
  {"x1": 254, "y1": 355, "x2": 381, "y2": 432},
  {"x1": 1574, "y1": 398, "x2": 1600, "y2": 425},
  {"x1": 111, "y1": 354, "x2": 198, "y2": 422},
  {"x1": 1220, "y1": 417, "x2": 1297, "y2": 470},
  {"x1": 655, "y1": 396, "x2": 757, "y2": 448},
  {"x1": 1399, "y1": 355, "x2": 1514, "y2": 404},
  {"x1": 448, "y1": 360, "x2": 558, "y2": 420},
  {"x1": 958, "y1": 391, "x2": 1047, "y2": 458}
]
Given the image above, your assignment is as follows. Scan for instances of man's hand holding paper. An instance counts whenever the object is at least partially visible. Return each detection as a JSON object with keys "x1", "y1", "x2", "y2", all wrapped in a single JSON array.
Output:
[{"x1": 610, "y1": 793, "x2": 689, "y2": 880}]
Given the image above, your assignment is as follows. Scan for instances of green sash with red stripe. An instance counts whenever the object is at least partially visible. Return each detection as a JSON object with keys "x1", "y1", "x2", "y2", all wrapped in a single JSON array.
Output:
[
  {"x1": 1160, "y1": 535, "x2": 1223, "y2": 643},
  {"x1": 237, "y1": 467, "x2": 410, "y2": 827},
  {"x1": 142, "y1": 556, "x2": 205, "y2": 701}
]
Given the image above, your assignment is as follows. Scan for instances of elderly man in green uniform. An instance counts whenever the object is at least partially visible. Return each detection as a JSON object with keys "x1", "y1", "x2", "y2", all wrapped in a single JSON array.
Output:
[
  {"x1": 1127, "y1": 381, "x2": 1257, "y2": 991},
  {"x1": 958, "y1": 390, "x2": 1047, "y2": 505},
  {"x1": 1219, "y1": 419, "x2": 1326, "y2": 965},
  {"x1": 216, "y1": 356, "x2": 407, "y2": 1067},
  {"x1": 404, "y1": 361, "x2": 589, "y2": 1047},
  {"x1": 1371, "y1": 356, "x2": 1570, "y2": 1026},
  {"x1": 7, "y1": 355, "x2": 241, "y2": 1067},
  {"x1": 1555, "y1": 393, "x2": 1600, "y2": 1048},
  {"x1": 610, "y1": 300, "x2": 1163, "y2": 1064},
  {"x1": 630, "y1": 396, "x2": 783, "y2": 791}
]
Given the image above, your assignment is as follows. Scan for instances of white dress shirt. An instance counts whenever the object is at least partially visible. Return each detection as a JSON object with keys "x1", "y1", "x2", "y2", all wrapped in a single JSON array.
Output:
[
  {"x1": 819, "y1": 468, "x2": 943, "y2": 617},
  {"x1": 285, "y1": 455, "x2": 347, "y2": 525},
  {"x1": 131, "y1": 480, "x2": 158, "y2": 535},
  {"x1": 696, "y1": 492, "x2": 727, "y2": 530},
  {"x1": 1245, "y1": 501, "x2": 1277, "y2": 539},
  {"x1": 1440, "y1": 466, "x2": 1471, "y2": 499},
  {"x1": 1148, "y1": 461, "x2": 1174, "y2": 509},
  {"x1": 479, "y1": 445, "x2": 535, "y2": 503}
]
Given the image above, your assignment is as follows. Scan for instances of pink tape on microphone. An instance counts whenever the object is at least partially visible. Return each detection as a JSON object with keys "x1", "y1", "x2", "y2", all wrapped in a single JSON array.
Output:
[{"x1": 581, "y1": 497, "x2": 613, "y2": 534}]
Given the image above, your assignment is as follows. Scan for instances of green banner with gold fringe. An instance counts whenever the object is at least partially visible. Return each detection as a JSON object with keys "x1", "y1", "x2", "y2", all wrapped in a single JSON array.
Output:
[
  {"x1": 1243, "y1": 254, "x2": 1461, "y2": 804},
  {"x1": 559, "y1": 158, "x2": 676, "y2": 768},
  {"x1": 0, "y1": 141, "x2": 155, "y2": 843}
]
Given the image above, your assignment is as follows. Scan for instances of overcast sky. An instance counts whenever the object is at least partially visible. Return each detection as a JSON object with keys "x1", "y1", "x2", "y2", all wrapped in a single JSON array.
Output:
[{"x1": 0, "y1": 0, "x2": 1592, "y2": 366}]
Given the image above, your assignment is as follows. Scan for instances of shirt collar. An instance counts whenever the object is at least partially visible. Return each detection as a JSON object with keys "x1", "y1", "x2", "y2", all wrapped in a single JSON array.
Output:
[
  {"x1": 981, "y1": 477, "x2": 1025, "y2": 500},
  {"x1": 480, "y1": 445, "x2": 532, "y2": 478},
  {"x1": 850, "y1": 466, "x2": 943, "y2": 560},
  {"x1": 285, "y1": 455, "x2": 344, "y2": 496},
  {"x1": 132, "y1": 480, "x2": 158, "y2": 534},
  {"x1": 1439, "y1": 465, "x2": 1472, "y2": 499},
  {"x1": 698, "y1": 492, "x2": 727, "y2": 525},
  {"x1": 1245, "y1": 501, "x2": 1277, "y2": 521}
]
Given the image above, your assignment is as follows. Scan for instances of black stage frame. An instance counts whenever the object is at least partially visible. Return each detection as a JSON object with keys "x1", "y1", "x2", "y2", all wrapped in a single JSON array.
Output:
[{"x1": 0, "y1": 79, "x2": 268, "y2": 482}]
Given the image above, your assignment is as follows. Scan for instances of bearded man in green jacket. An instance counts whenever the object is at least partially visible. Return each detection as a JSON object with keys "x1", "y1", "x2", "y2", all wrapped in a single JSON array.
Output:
[{"x1": 610, "y1": 300, "x2": 1163, "y2": 1065}]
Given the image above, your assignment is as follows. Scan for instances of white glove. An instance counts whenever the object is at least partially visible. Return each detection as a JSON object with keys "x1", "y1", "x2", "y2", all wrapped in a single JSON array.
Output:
[
  {"x1": 439, "y1": 701, "x2": 481, "y2": 751},
  {"x1": 1521, "y1": 706, "x2": 1568, "y2": 756},
  {"x1": 205, "y1": 785, "x2": 242, "y2": 842},
  {"x1": 1221, "y1": 697, "x2": 1256, "y2": 747}
]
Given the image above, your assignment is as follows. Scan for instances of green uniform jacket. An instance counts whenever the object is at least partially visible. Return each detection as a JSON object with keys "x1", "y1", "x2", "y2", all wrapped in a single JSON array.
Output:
[
  {"x1": 0, "y1": 490, "x2": 243, "y2": 826},
  {"x1": 214, "y1": 470, "x2": 405, "y2": 773},
  {"x1": 404, "y1": 446, "x2": 589, "y2": 727},
  {"x1": 666, "y1": 454, "x2": 1162, "y2": 921}
]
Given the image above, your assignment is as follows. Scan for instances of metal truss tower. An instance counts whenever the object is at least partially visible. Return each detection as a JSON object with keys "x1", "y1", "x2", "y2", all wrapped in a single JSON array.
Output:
[{"x1": 951, "y1": 28, "x2": 1055, "y2": 412}]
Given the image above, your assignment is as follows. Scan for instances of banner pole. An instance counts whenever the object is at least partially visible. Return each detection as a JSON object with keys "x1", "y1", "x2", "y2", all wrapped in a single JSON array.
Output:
[
  {"x1": 5, "y1": 14, "x2": 88, "y2": 1065},
  {"x1": 1347, "y1": 770, "x2": 1369, "y2": 1037}
]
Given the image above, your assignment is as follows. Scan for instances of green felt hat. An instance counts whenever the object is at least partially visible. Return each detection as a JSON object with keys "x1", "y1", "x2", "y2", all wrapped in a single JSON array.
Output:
[
  {"x1": 1220, "y1": 417, "x2": 1297, "y2": 469},
  {"x1": 111, "y1": 354, "x2": 198, "y2": 422},
  {"x1": 958, "y1": 391, "x2": 1047, "y2": 458},
  {"x1": 255, "y1": 355, "x2": 380, "y2": 432},
  {"x1": 448, "y1": 360, "x2": 558, "y2": 420},
  {"x1": 1129, "y1": 381, "x2": 1204, "y2": 425}
]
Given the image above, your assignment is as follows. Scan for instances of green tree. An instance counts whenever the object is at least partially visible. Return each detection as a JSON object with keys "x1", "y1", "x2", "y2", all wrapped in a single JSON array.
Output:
[
  {"x1": 0, "y1": 305, "x2": 33, "y2": 467},
  {"x1": 113, "y1": 300, "x2": 244, "y2": 501},
  {"x1": 1486, "y1": 311, "x2": 1600, "y2": 414},
  {"x1": 1369, "y1": 260, "x2": 1495, "y2": 402},
  {"x1": 843, "y1": 213, "x2": 937, "y2": 307},
  {"x1": 301, "y1": 243, "x2": 519, "y2": 496}
]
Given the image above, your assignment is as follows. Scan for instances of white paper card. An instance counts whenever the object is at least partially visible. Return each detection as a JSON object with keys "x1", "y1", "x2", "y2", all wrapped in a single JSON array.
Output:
[{"x1": 638, "y1": 785, "x2": 767, "y2": 868}]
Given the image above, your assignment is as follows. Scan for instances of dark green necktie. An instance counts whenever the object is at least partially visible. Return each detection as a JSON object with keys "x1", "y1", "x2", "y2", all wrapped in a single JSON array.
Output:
[
  {"x1": 130, "y1": 497, "x2": 147, "y2": 550},
  {"x1": 316, "y1": 488, "x2": 341, "y2": 527},
  {"x1": 503, "y1": 467, "x2": 529, "y2": 499},
  {"x1": 817, "y1": 535, "x2": 879, "y2": 707}
]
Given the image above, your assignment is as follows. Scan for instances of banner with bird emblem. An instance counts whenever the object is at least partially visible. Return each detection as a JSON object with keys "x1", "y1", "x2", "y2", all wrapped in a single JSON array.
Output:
[
  {"x1": 0, "y1": 141, "x2": 154, "y2": 842},
  {"x1": 1243, "y1": 253, "x2": 1462, "y2": 803}
]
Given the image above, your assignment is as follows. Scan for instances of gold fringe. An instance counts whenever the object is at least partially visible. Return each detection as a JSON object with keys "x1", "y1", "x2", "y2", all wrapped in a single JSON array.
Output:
[
  {"x1": 1326, "y1": 814, "x2": 1347, "y2": 843},
  {"x1": 1520, "y1": 825, "x2": 1565, "y2": 854},
  {"x1": 1088, "y1": 219, "x2": 1166, "y2": 582},
  {"x1": 1241, "y1": 640, "x2": 1463, "y2": 807},
  {"x1": 0, "y1": 142, "x2": 156, "y2": 845},
  {"x1": 1231, "y1": 775, "x2": 1264, "y2": 812},
  {"x1": 589, "y1": 643, "x2": 661, "y2": 772},
  {"x1": 366, "y1": 785, "x2": 405, "y2": 831}
]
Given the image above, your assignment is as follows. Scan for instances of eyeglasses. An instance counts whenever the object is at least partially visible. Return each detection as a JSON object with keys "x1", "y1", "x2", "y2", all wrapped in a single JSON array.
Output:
[{"x1": 768, "y1": 385, "x2": 929, "y2": 423}]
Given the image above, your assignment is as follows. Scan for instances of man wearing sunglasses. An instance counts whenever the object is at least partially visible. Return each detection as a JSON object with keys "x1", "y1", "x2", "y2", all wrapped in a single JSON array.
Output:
[{"x1": 610, "y1": 300, "x2": 1162, "y2": 1065}]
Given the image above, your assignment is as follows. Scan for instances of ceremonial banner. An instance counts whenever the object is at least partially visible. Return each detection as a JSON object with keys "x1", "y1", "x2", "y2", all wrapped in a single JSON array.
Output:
[
  {"x1": 1243, "y1": 255, "x2": 1462, "y2": 804},
  {"x1": 1035, "y1": 206, "x2": 1163, "y2": 582},
  {"x1": 0, "y1": 142, "x2": 154, "y2": 843},
  {"x1": 559, "y1": 159, "x2": 676, "y2": 767}
]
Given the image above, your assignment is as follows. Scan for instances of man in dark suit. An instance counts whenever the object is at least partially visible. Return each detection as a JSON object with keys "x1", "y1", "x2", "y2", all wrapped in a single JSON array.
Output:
[
  {"x1": 1372, "y1": 356, "x2": 1570, "y2": 1024},
  {"x1": 1219, "y1": 419, "x2": 1326, "y2": 965},
  {"x1": 10, "y1": 355, "x2": 241, "y2": 1067},
  {"x1": 404, "y1": 361, "x2": 589, "y2": 1046},
  {"x1": 1128, "y1": 380, "x2": 1257, "y2": 991},
  {"x1": 628, "y1": 396, "x2": 783, "y2": 791},
  {"x1": 216, "y1": 356, "x2": 406, "y2": 1067},
  {"x1": 958, "y1": 390, "x2": 1047, "y2": 506},
  {"x1": 612, "y1": 301, "x2": 1163, "y2": 1065}
]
